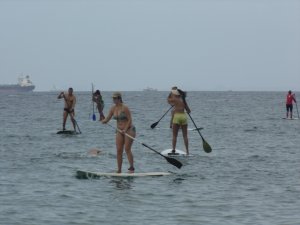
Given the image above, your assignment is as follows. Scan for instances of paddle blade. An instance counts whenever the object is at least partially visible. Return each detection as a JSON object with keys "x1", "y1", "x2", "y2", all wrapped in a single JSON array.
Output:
[
  {"x1": 150, "y1": 121, "x2": 158, "y2": 129},
  {"x1": 92, "y1": 114, "x2": 96, "y2": 121},
  {"x1": 193, "y1": 127, "x2": 204, "y2": 131},
  {"x1": 165, "y1": 156, "x2": 182, "y2": 169},
  {"x1": 202, "y1": 138, "x2": 212, "y2": 153}
]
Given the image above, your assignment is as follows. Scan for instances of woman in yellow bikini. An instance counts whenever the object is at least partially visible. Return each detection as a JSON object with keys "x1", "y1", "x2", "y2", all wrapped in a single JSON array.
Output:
[
  {"x1": 102, "y1": 92, "x2": 135, "y2": 173},
  {"x1": 168, "y1": 88, "x2": 191, "y2": 155}
]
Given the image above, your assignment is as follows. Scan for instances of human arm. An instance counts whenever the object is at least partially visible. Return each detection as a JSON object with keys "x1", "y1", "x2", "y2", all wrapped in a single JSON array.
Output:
[
  {"x1": 57, "y1": 92, "x2": 64, "y2": 99},
  {"x1": 184, "y1": 101, "x2": 191, "y2": 114},
  {"x1": 92, "y1": 93, "x2": 97, "y2": 103},
  {"x1": 168, "y1": 93, "x2": 176, "y2": 106},
  {"x1": 71, "y1": 95, "x2": 76, "y2": 109},
  {"x1": 101, "y1": 106, "x2": 114, "y2": 124},
  {"x1": 167, "y1": 92, "x2": 173, "y2": 105},
  {"x1": 293, "y1": 94, "x2": 297, "y2": 103},
  {"x1": 179, "y1": 92, "x2": 191, "y2": 114}
]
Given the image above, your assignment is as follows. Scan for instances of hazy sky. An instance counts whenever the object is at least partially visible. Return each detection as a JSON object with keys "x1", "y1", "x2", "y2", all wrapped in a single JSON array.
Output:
[{"x1": 0, "y1": 0, "x2": 299, "y2": 91}]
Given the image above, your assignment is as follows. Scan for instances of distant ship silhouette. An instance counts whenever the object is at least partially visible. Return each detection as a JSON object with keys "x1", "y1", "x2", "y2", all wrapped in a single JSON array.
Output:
[{"x1": 0, "y1": 75, "x2": 35, "y2": 93}]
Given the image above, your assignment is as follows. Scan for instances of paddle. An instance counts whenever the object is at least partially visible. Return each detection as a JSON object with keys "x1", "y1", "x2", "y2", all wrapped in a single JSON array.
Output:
[
  {"x1": 92, "y1": 83, "x2": 96, "y2": 121},
  {"x1": 187, "y1": 113, "x2": 211, "y2": 153},
  {"x1": 295, "y1": 102, "x2": 300, "y2": 119},
  {"x1": 69, "y1": 112, "x2": 81, "y2": 134},
  {"x1": 106, "y1": 123, "x2": 182, "y2": 169},
  {"x1": 155, "y1": 127, "x2": 204, "y2": 131},
  {"x1": 151, "y1": 106, "x2": 174, "y2": 129},
  {"x1": 176, "y1": 89, "x2": 211, "y2": 153}
]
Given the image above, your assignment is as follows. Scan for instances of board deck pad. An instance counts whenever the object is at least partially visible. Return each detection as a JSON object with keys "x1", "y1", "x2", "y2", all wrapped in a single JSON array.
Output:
[
  {"x1": 56, "y1": 130, "x2": 78, "y2": 134},
  {"x1": 161, "y1": 149, "x2": 187, "y2": 156},
  {"x1": 76, "y1": 170, "x2": 171, "y2": 179}
]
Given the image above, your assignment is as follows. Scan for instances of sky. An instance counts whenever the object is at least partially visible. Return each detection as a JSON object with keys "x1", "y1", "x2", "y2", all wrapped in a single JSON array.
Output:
[{"x1": 0, "y1": 0, "x2": 299, "y2": 91}]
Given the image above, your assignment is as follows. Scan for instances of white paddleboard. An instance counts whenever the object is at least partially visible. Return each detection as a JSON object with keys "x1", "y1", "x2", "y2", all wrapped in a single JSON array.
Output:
[
  {"x1": 282, "y1": 117, "x2": 299, "y2": 120},
  {"x1": 161, "y1": 149, "x2": 187, "y2": 156},
  {"x1": 76, "y1": 170, "x2": 171, "y2": 179}
]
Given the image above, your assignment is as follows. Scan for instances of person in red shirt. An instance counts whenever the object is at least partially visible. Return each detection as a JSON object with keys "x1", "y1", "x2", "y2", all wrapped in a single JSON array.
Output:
[{"x1": 286, "y1": 90, "x2": 297, "y2": 119}]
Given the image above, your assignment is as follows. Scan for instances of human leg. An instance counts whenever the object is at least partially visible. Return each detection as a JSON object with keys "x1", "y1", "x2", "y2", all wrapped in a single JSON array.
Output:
[
  {"x1": 181, "y1": 125, "x2": 189, "y2": 155},
  {"x1": 116, "y1": 132, "x2": 125, "y2": 173},
  {"x1": 62, "y1": 110, "x2": 68, "y2": 130},
  {"x1": 124, "y1": 127, "x2": 135, "y2": 172},
  {"x1": 70, "y1": 111, "x2": 76, "y2": 131},
  {"x1": 172, "y1": 124, "x2": 180, "y2": 152},
  {"x1": 98, "y1": 105, "x2": 105, "y2": 121},
  {"x1": 170, "y1": 110, "x2": 175, "y2": 128}
]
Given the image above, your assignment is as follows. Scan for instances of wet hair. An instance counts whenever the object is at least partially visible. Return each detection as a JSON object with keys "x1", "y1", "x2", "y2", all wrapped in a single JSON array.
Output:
[
  {"x1": 177, "y1": 89, "x2": 187, "y2": 99},
  {"x1": 288, "y1": 90, "x2": 292, "y2": 94},
  {"x1": 95, "y1": 90, "x2": 100, "y2": 95}
]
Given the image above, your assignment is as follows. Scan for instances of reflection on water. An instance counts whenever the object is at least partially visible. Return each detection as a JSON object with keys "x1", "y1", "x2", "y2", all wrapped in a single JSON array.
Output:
[{"x1": 110, "y1": 178, "x2": 133, "y2": 190}]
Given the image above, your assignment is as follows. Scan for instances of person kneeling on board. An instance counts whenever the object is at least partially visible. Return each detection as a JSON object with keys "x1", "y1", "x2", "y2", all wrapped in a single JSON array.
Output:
[
  {"x1": 168, "y1": 88, "x2": 191, "y2": 155},
  {"x1": 102, "y1": 92, "x2": 135, "y2": 173},
  {"x1": 57, "y1": 87, "x2": 77, "y2": 131}
]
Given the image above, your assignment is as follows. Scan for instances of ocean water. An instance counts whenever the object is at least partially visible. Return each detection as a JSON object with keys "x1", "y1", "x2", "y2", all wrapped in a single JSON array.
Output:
[{"x1": 0, "y1": 91, "x2": 299, "y2": 225}]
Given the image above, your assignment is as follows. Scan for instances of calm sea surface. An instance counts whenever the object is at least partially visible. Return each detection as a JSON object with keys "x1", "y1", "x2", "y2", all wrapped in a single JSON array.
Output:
[{"x1": 0, "y1": 91, "x2": 299, "y2": 225}]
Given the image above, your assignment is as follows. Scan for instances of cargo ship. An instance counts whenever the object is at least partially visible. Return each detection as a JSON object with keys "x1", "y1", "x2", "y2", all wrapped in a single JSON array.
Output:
[{"x1": 0, "y1": 75, "x2": 35, "y2": 93}]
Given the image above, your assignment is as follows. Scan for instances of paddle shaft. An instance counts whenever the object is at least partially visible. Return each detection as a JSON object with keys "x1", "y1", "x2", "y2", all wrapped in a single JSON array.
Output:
[
  {"x1": 68, "y1": 112, "x2": 81, "y2": 133},
  {"x1": 180, "y1": 94, "x2": 211, "y2": 153},
  {"x1": 106, "y1": 123, "x2": 182, "y2": 168},
  {"x1": 92, "y1": 83, "x2": 96, "y2": 121},
  {"x1": 151, "y1": 106, "x2": 174, "y2": 129},
  {"x1": 187, "y1": 113, "x2": 205, "y2": 140},
  {"x1": 295, "y1": 102, "x2": 300, "y2": 118},
  {"x1": 187, "y1": 113, "x2": 211, "y2": 153}
]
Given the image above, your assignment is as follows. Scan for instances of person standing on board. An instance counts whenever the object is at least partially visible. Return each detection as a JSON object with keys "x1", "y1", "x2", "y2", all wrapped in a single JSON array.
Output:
[
  {"x1": 102, "y1": 92, "x2": 135, "y2": 173},
  {"x1": 93, "y1": 90, "x2": 105, "y2": 121},
  {"x1": 168, "y1": 88, "x2": 191, "y2": 155},
  {"x1": 167, "y1": 86, "x2": 178, "y2": 128},
  {"x1": 57, "y1": 87, "x2": 77, "y2": 131},
  {"x1": 286, "y1": 90, "x2": 297, "y2": 119}
]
